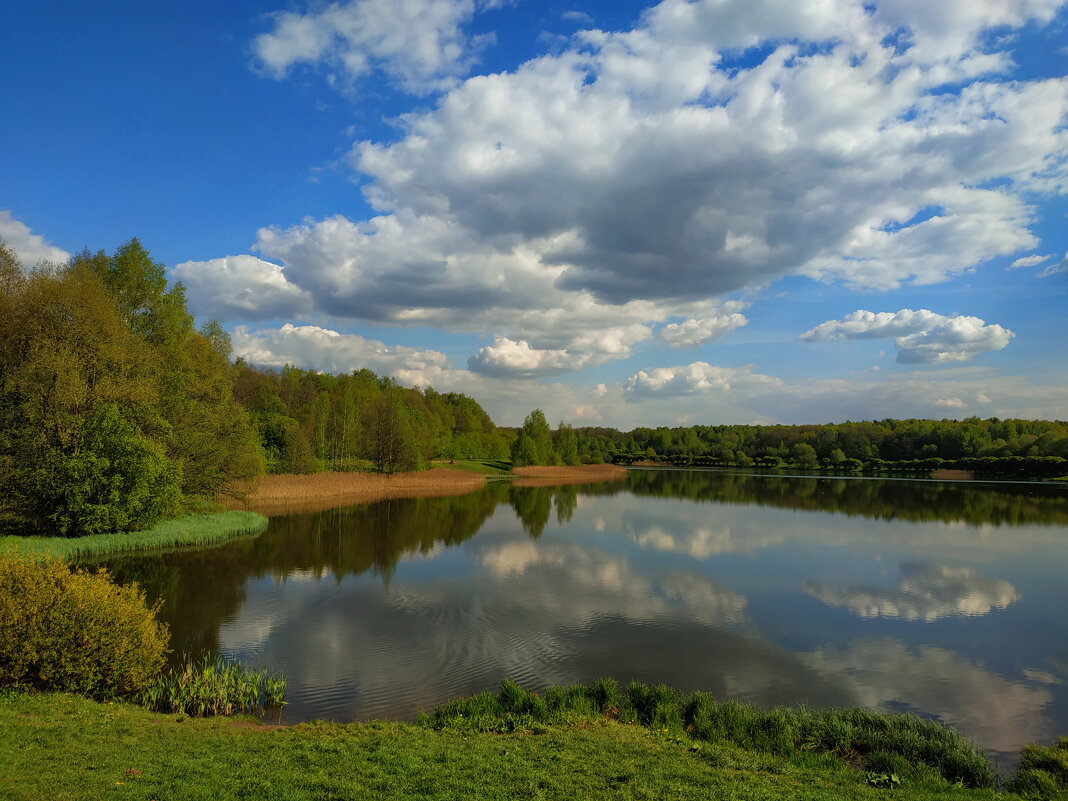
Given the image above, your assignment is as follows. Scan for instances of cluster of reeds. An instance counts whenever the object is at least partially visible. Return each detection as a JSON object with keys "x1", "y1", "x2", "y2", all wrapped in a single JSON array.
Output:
[
  {"x1": 420, "y1": 678, "x2": 996, "y2": 789},
  {"x1": 139, "y1": 656, "x2": 286, "y2": 717}
]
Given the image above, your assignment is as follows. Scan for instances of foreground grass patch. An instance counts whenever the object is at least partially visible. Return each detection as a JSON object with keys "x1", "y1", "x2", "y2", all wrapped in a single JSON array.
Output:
[
  {"x1": 424, "y1": 679, "x2": 997, "y2": 789},
  {"x1": 0, "y1": 511, "x2": 268, "y2": 560},
  {"x1": 0, "y1": 692, "x2": 1024, "y2": 801}
]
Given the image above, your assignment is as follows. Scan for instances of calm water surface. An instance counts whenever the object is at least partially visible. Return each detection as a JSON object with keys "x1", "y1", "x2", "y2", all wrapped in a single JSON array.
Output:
[{"x1": 100, "y1": 469, "x2": 1068, "y2": 763}]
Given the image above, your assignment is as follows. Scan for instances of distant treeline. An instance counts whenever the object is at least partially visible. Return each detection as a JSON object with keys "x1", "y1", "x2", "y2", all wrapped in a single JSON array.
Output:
[
  {"x1": 3, "y1": 236, "x2": 1066, "y2": 538},
  {"x1": 558, "y1": 419, "x2": 1068, "y2": 475}
]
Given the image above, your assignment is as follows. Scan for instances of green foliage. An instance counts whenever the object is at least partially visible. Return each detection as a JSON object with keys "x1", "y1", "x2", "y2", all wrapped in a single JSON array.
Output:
[
  {"x1": 422, "y1": 679, "x2": 997, "y2": 789},
  {"x1": 1010, "y1": 737, "x2": 1068, "y2": 799},
  {"x1": 46, "y1": 404, "x2": 182, "y2": 536},
  {"x1": 0, "y1": 555, "x2": 168, "y2": 698},
  {"x1": 512, "y1": 409, "x2": 555, "y2": 466},
  {"x1": 139, "y1": 655, "x2": 286, "y2": 717},
  {"x1": 0, "y1": 237, "x2": 263, "y2": 536}
]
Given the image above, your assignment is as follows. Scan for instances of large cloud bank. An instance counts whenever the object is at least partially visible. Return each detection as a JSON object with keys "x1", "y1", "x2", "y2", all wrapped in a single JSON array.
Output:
[{"x1": 176, "y1": 0, "x2": 1068, "y2": 379}]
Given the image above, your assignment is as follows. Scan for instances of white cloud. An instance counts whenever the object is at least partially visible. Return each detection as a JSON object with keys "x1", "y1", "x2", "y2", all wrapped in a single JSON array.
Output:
[
  {"x1": 659, "y1": 304, "x2": 748, "y2": 348},
  {"x1": 1011, "y1": 253, "x2": 1054, "y2": 268},
  {"x1": 232, "y1": 322, "x2": 454, "y2": 386},
  {"x1": 468, "y1": 337, "x2": 578, "y2": 377},
  {"x1": 254, "y1": 0, "x2": 485, "y2": 94},
  {"x1": 0, "y1": 210, "x2": 70, "y2": 268},
  {"x1": 610, "y1": 362, "x2": 1068, "y2": 425},
  {"x1": 624, "y1": 361, "x2": 783, "y2": 398},
  {"x1": 172, "y1": 255, "x2": 313, "y2": 321},
  {"x1": 799, "y1": 309, "x2": 1014, "y2": 364},
  {"x1": 225, "y1": 0, "x2": 1068, "y2": 346}
]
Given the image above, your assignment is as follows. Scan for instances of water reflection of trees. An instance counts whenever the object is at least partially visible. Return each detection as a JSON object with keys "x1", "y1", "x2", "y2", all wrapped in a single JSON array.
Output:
[
  {"x1": 95, "y1": 471, "x2": 1066, "y2": 661},
  {"x1": 599, "y1": 469, "x2": 1068, "y2": 526},
  {"x1": 96, "y1": 483, "x2": 582, "y2": 658}
]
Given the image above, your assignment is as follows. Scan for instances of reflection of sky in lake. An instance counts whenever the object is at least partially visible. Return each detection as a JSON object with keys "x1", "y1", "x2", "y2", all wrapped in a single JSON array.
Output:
[{"x1": 131, "y1": 472, "x2": 1068, "y2": 764}]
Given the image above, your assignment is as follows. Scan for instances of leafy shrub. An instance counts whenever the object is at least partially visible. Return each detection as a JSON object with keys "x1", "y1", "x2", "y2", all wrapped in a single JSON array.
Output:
[
  {"x1": 46, "y1": 404, "x2": 182, "y2": 536},
  {"x1": 0, "y1": 555, "x2": 168, "y2": 697}
]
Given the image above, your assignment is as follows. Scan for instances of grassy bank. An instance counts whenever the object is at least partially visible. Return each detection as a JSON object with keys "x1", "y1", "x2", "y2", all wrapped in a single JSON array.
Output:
[
  {"x1": 432, "y1": 459, "x2": 516, "y2": 475},
  {"x1": 0, "y1": 691, "x2": 1026, "y2": 801},
  {"x1": 0, "y1": 511, "x2": 268, "y2": 560}
]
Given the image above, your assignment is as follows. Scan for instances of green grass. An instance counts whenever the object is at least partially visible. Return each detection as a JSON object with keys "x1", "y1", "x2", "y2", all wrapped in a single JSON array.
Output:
[
  {"x1": 0, "y1": 691, "x2": 1026, "y2": 801},
  {"x1": 432, "y1": 459, "x2": 516, "y2": 475},
  {"x1": 0, "y1": 511, "x2": 268, "y2": 560},
  {"x1": 423, "y1": 679, "x2": 997, "y2": 788}
]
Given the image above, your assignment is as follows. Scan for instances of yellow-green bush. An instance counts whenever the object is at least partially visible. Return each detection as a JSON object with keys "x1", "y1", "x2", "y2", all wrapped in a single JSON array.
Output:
[{"x1": 0, "y1": 555, "x2": 168, "y2": 697}]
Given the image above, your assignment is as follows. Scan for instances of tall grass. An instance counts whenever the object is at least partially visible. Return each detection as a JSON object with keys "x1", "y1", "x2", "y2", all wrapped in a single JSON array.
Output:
[
  {"x1": 139, "y1": 655, "x2": 286, "y2": 717},
  {"x1": 420, "y1": 678, "x2": 997, "y2": 789},
  {"x1": 0, "y1": 511, "x2": 268, "y2": 560}
]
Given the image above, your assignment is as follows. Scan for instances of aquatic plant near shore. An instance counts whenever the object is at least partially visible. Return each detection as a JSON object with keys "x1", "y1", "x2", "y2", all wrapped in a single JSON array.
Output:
[
  {"x1": 139, "y1": 656, "x2": 286, "y2": 717},
  {"x1": 421, "y1": 678, "x2": 997, "y2": 789}
]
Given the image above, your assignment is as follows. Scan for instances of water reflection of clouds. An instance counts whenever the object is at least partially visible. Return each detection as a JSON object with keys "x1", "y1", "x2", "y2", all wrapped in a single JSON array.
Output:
[
  {"x1": 806, "y1": 563, "x2": 1019, "y2": 621},
  {"x1": 216, "y1": 537, "x2": 1052, "y2": 758},
  {"x1": 800, "y1": 638, "x2": 1052, "y2": 756}
]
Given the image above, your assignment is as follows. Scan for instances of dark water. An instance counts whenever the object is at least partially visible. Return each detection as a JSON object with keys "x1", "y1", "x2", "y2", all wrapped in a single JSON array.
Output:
[{"x1": 98, "y1": 469, "x2": 1068, "y2": 763}]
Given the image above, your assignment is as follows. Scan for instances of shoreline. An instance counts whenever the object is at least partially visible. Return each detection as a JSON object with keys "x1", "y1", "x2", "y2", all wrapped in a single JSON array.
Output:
[
  {"x1": 226, "y1": 464, "x2": 630, "y2": 516},
  {"x1": 0, "y1": 511, "x2": 268, "y2": 561}
]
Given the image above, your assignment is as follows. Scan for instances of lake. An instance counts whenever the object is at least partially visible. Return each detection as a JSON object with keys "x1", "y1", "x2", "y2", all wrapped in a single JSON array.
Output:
[{"x1": 98, "y1": 468, "x2": 1068, "y2": 765}]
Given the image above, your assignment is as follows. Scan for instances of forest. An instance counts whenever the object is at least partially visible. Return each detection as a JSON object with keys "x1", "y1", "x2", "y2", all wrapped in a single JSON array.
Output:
[{"x1": 1, "y1": 237, "x2": 1065, "y2": 538}]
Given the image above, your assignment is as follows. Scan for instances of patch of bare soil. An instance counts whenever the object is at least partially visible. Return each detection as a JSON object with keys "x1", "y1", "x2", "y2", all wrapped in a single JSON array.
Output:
[{"x1": 930, "y1": 469, "x2": 975, "y2": 480}]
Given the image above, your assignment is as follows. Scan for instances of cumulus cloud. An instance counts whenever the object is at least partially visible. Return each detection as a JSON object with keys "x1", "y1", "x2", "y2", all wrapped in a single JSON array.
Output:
[
  {"x1": 232, "y1": 323, "x2": 455, "y2": 386},
  {"x1": 253, "y1": 0, "x2": 485, "y2": 94},
  {"x1": 799, "y1": 309, "x2": 1014, "y2": 364},
  {"x1": 193, "y1": 0, "x2": 1068, "y2": 368},
  {"x1": 659, "y1": 304, "x2": 748, "y2": 348},
  {"x1": 468, "y1": 337, "x2": 577, "y2": 377},
  {"x1": 172, "y1": 255, "x2": 313, "y2": 321},
  {"x1": 806, "y1": 563, "x2": 1020, "y2": 622},
  {"x1": 0, "y1": 210, "x2": 70, "y2": 268},
  {"x1": 625, "y1": 361, "x2": 783, "y2": 398}
]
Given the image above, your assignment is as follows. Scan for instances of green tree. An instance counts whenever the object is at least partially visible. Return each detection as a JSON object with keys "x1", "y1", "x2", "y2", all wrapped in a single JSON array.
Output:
[
  {"x1": 365, "y1": 389, "x2": 422, "y2": 474},
  {"x1": 556, "y1": 421, "x2": 579, "y2": 466},
  {"x1": 512, "y1": 409, "x2": 554, "y2": 466}
]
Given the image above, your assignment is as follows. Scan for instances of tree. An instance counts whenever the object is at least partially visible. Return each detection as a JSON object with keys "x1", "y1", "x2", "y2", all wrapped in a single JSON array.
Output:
[
  {"x1": 512, "y1": 409, "x2": 554, "y2": 466},
  {"x1": 365, "y1": 389, "x2": 422, "y2": 474},
  {"x1": 556, "y1": 421, "x2": 579, "y2": 466}
]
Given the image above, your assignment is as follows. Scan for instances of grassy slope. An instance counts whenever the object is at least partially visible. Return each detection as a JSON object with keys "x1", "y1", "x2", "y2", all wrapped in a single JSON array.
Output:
[
  {"x1": 0, "y1": 511, "x2": 268, "y2": 560},
  {"x1": 432, "y1": 459, "x2": 516, "y2": 476},
  {"x1": 0, "y1": 693, "x2": 1023, "y2": 801}
]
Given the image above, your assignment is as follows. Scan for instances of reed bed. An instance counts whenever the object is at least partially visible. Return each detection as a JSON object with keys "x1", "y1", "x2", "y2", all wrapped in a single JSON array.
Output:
[
  {"x1": 228, "y1": 467, "x2": 488, "y2": 515},
  {"x1": 0, "y1": 511, "x2": 268, "y2": 560},
  {"x1": 139, "y1": 655, "x2": 286, "y2": 717},
  {"x1": 421, "y1": 678, "x2": 997, "y2": 789},
  {"x1": 511, "y1": 464, "x2": 628, "y2": 486}
]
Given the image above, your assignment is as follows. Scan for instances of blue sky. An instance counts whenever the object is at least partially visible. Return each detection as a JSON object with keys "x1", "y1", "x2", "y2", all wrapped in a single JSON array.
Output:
[{"x1": 3, "y1": 0, "x2": 1067, "y2": 426}]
